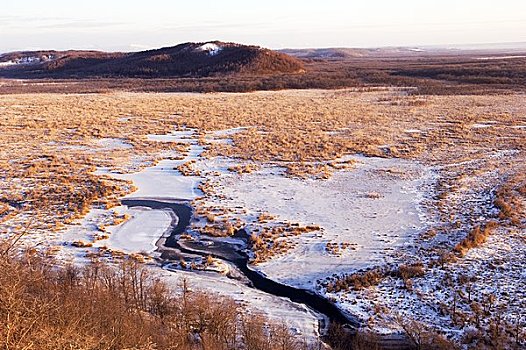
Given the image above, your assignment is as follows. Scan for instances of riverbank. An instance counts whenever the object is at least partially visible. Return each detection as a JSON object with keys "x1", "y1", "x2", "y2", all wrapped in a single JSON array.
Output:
[
  {"x1": 60, "y1": 126, "x2": 431, "y2": 345},
  {"x1": 122, "y1": 199, "x2": 359, "y2": 327}
]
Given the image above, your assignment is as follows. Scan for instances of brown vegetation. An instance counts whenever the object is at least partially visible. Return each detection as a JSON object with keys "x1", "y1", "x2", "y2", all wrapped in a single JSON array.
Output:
[
  {"x1": 249, "y1": 223, "x2": 320, "y2": 263},
  {"x1": 453, "y1": 222, "x2": 498, "y2": 256},
  {"x1": 0, "y1": 42, "x2": 304, "y2": 79},
  {"x1": 395, "y1": 316, "x2": 459, "y2": 350},
  {"x1": 494, "y1": 176, "x2": 526, "y2": 227},
  {"x1": 177, "y1": 160, "x2": 202, "y2": 176},
  {"x1": 325, "y1": 242, "x2": 356, "y2": 256},
  {"x1": 0, "y1": 241, "x2": 316, "y2": 350},
  {"x1": 325, "y1": 263, "x2": 427, "y2": 293},
  {"x1": 325, "y1": 268, "x2": 385, "y2": 292},
  {"x1": 227, "y1": 163, "x2": 260, "y2": 174},
  {"x1": 2, "y1": 51, "x2": 526, "y2": 94}
]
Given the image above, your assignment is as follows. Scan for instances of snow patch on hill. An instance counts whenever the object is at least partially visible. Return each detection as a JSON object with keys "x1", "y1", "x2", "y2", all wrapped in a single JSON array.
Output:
[
  {"x1": 0, "y1": 55, "x2": 53, "y2": 67},
  {"x1": 0, "y1": 61, "x2": 16, "y2": 67},
  {"x1": 197, "y1": 43, "x2": 222, "y2": 56}
]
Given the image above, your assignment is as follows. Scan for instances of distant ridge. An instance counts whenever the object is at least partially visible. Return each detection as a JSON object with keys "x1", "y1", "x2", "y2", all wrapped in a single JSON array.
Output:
[
  {"x1": 280, "y1": 43, "x2": 526, "y2": 60},
  {"x1": 0, "y1": 41, "x2": 305, "y2": 78}
]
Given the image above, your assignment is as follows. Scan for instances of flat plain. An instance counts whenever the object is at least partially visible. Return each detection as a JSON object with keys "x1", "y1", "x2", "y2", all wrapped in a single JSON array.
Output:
[{"x1": 1, "y1": 87, "x2": 525, "y2": 348}]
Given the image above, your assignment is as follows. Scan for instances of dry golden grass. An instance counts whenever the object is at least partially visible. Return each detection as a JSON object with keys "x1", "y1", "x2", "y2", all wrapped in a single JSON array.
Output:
[
  {"x1": 494, "y1": 173, "x2": 526, "y2": 227},
  {"x1": 0, "y1": 88, "x2": 525, "y2": 349},
  {"x1": 227, "y1": 163, "x2": 260, "y2": 174},
  {"x1": 0, "y1": 89, "x2": 525, "y2": 247},
  {"x1": 453, "y1": 222, "x2": 498, "y2": 257},
  {"x1": 177, "y1": 159, "x2": 201, "y2": 176},
  {"x1": 249, "y1": 223, "x2": 320, "y2": 263}
]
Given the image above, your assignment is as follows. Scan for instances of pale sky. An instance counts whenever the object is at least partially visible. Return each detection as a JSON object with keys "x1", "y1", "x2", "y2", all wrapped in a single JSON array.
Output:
[{"x1": 1, "y1": 0, "x2": 525, "y2": 52}]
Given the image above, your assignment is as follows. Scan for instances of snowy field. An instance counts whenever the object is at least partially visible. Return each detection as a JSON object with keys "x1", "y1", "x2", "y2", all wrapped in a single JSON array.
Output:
[
  {"x1": 86, "y1": 128, "x2": 433, "y2": 315},
  {"x1": 50, "y1": 125, "x2": 522, "y2": 345},
  {"x1": 199, "y1": 156, "x2": 432, "y2": 290},
  {"x1": 2, "y1": 89, "x2": 524, "y2": 348},
  {"x1": 94, "y1": 130, "x2": 203, "y2": 200}
]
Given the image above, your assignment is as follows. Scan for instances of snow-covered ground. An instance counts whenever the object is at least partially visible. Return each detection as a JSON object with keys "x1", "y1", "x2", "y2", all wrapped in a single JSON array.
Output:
[
  {"x1": 14, "y1": 125, "x2": 436, "y2": 342},
  {"x1": 471, "y1": 123, "x2": 493, "y2": 129},
  {"x1": 193, "y1": 155, "x2": 432, "y2": 290},
  {"x1": 99, "y1": 127, "x2": 433, "y2": 306},
  {"x1": 62, "y1": 124, "x2": 526, "y2": 348},
  {"x1": 23, "y1": 122, "x2": 524, "y2": 346},
  {"x1": 0, "y1": 55, "x2": 48, "y2": 66},
  {"x1": 475, "y1": 55, "x2": 526, "y2": 60},
  {"x1": 147, "y1": 129, "x2": 196, "y2": 143},
  {"x1": 96, "y1": 130, "x2": 204, "y2": 200},
  {"x1": 205, "y1": 127, "x2": 247, "y2": 145},
  {"x1": 0, "y1": 61, "x2": 16, "y2": 67}
]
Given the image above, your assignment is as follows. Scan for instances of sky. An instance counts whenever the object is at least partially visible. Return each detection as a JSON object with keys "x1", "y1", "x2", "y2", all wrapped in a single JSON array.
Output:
[{"x1": 1, "y1": 0, "x2": 526, "y2": 52}]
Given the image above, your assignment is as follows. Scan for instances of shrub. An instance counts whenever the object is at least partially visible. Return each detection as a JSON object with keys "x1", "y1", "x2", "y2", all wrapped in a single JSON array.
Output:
[
  {"x1": 0, "y1": 243, "x2": 312, "y2": 350},
  {"x1": 453, "y1": 222, "x2": 497, "y2": 256},
  {"x1": 397, "y1": 263, "x2": 425, "y2": 281},
  {"x1": 326, "y1": 268, "x2": 385, "y2": 292}
]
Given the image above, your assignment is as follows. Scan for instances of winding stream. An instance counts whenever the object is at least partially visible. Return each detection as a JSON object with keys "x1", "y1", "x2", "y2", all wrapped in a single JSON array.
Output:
[{"x1": 121, "y1": 198, "x2": 360, "y2": 329}]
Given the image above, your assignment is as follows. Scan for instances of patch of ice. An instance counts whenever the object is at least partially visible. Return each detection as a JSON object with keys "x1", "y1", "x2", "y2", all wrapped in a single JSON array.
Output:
[
  {"x1": 147, "y1": 130, "x2": 195, "y2": 143},
  {"x1": 205, "y1": 127, "x2": 247, "y2": 145},
  {"x1": 211, "y1": 127, "x2": 247, "y2": 137},
  {"x1": 97, "y1": 155, "x2": 203, "y2": 200},
  {"x1": 101, "y1": 207, "x2": 173, "y2": 254},
  {"x1": 58, "y1": 144, "x2": 92, "y2": 152}
]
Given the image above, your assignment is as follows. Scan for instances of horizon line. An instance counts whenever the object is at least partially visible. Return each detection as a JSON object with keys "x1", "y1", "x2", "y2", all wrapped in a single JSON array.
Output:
[{"x1": 2, "y1": 40, "x2": 526, "y2": 55}]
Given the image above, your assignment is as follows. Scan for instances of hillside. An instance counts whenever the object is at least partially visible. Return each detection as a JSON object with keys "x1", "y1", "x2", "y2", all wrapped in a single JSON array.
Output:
[{"x1": 0, "y1": 42, "x2": 305, "y2": 78}]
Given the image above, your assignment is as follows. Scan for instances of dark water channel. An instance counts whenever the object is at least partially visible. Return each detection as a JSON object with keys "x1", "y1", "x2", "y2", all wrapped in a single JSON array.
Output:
[{"x1": 121, "y1": 198, "x2": 360, "y2": 329}]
